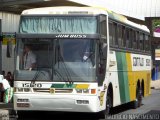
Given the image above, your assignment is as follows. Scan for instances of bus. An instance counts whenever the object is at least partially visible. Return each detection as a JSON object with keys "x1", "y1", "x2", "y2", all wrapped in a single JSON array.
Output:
[{"x1": 13, "y1": 6, "x2": 151, "y2": 118}]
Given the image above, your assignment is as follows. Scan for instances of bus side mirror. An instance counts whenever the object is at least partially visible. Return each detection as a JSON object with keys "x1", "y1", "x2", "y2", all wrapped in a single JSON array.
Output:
[
  {"x1": 6, "y1": 38, "x2": 12, "y2": 58},
  {"x1": 102, "y1": 43, "x2": 107, "y2": 59}
]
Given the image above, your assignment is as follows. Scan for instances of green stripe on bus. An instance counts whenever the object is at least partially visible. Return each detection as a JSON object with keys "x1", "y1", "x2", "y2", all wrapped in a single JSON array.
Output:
[
  {"x1": 116, "y1": 52, "x2": 130, "y2": 104},
  {"x1": 51, "y1": 84, "x2": 76, "y2": 88}
]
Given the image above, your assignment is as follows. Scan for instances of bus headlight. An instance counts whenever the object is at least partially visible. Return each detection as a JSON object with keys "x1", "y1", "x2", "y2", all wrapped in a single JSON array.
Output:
[
  {"x1": 24, "y1": 88, "x2": 31, "y2": 92},
  {"x1": 14, "y1": 87, "x2": 31, "y2": 92},
  {"x1": 83, "y1": 89, "x2": 89, "y2": 93},
  {"x1": 76, "y1": 89, "x2": 90, "y2": 94},
  {"x1": 76, "y1": 89, "x2": 82, "y2": 93}
]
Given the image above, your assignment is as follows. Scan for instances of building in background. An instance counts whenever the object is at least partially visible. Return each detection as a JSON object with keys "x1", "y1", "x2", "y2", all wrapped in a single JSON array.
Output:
[{"x1": 0, "y1": 12, "x2": 20, "y2": 73}]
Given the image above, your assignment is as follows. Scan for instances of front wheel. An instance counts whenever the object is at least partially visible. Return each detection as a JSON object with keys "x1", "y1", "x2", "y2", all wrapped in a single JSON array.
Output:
[{"x1": 99, "y1": 91, "x2": 112, "y2": 119}]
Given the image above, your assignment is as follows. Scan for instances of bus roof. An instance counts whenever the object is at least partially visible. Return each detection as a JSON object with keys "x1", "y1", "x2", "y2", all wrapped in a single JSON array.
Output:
[
  {"x1": 22, "y1": 6, "x2": 108, "y2": 15},
  {"x1": 21, "y1": 6, "x2": 149, "y2": 33}
]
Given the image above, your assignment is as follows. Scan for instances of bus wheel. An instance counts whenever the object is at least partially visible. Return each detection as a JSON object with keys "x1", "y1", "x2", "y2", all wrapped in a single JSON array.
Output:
[
  {"x1": 16, "y1": 111, "x2": 25, "y2": 119},
  {"x1": 132, "y1": 87, "x2": 142, "y2": 109},
  {"x1": 99, "y1": 91, "x2": 112, "y2": 119}
]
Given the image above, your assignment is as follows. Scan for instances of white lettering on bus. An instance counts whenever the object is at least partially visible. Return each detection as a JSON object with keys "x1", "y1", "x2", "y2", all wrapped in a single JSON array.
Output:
[
  {"x1": 146, "y1": 59, "x2": 151, "y2": 66},
  {"x1": 55, "y1": 34, "x2": 87, "y2": 38}
]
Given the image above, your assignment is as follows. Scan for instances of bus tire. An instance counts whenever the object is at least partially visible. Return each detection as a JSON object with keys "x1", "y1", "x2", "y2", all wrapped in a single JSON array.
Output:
[
  {"x1": 99, "y1": 90, "x2": 112, "y2": 119},
  {"x1": 16, "y1": 111, "x2": 25, "y2": 119},
  {"x1": 132, "y1": 86, "x2": 142, "y2": 109}
]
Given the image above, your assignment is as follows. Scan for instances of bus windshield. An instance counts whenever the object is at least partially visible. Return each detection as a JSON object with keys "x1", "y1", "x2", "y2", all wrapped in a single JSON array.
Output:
[
  {"x1": 20, "y1": 16, "x2": 97, "y2": 34},
  {"x1": 15, "y1": 38, "x2": 96, "y2": 82}
]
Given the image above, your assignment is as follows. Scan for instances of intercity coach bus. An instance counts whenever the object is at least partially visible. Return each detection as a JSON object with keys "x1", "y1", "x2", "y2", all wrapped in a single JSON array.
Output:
[{"x1": 14, "y1": 6, "x2": 151, "y2": 118}]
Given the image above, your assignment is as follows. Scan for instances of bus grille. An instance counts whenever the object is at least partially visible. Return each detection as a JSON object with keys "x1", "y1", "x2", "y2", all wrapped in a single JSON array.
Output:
[{"x1": 33, "y1": 88, "x2": 73, "y2": 93}]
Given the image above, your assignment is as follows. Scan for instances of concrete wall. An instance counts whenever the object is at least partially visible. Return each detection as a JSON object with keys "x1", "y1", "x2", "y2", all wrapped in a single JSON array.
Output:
[{"x1": 0, "y1": 12, "x2": 20, "y2": 74}]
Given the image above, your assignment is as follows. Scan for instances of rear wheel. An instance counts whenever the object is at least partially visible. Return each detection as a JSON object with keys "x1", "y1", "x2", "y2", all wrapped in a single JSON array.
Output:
[{"x1": 132, "y1": 86, "x2": 142, "y2": 109}]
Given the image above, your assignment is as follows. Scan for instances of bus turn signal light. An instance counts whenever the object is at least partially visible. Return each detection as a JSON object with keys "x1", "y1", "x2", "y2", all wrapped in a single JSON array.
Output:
[{"x1": 91, "y1": 89, "x2": 96, "y2": 94}]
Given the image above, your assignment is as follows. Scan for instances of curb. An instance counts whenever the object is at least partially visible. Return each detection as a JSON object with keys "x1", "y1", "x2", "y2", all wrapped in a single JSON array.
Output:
[{"x1": 151, "y1": 80, "x2": 160, "y2": 90}]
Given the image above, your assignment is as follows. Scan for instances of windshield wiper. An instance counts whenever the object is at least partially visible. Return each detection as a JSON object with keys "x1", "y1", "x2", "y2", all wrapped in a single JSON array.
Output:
[
  {"x1": 32, "y1": 68, "x2": 50, "y2": 81},
  {"x1": 31, "y1": 69, "x2": 48, "y2": 85},
  {"x1": 53, "y1": 68, "x2": 68, "y2": 82},
  {"x1": 57, "y1": 42, "x2": 73, "y2": 84},
  {"x1": 31, "y1": 68, "x2": 65, "y2": 85}
]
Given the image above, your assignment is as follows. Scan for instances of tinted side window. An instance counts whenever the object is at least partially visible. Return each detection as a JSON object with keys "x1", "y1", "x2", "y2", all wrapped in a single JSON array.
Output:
[
  {"x1": 133, "y1": 30, "x2": 137, "y2": 49},
  {"x1": 129, "y1": 29, "x2": 133, "y2": 48},
  {"x1": 139, "y1": 33, "x2": 144, "y2": 50},
  {"x1": 136, "y1": 31, "x2": 140, "y2": 50},
  {"x1": 113, "y1": 23, "x2": 118, "y2": 46},
  {"x1": 126, "y1": 28, "x2": 130, "y2": 48},
  {"x1": 145, "y1": 35, "x2": 150, "y2": 52},
  {"x1": 100, "y1": 15, "x2": 107, "y2": 37},
  {"x1": 109, "y1": 22, "x2": 113, "y2": 45},
  {"x1": 118, "y1": 25, "x2": 123, "y2": 47},
  {"x1": 122, "y1": 26, "x2": 126, "y2": 47}
]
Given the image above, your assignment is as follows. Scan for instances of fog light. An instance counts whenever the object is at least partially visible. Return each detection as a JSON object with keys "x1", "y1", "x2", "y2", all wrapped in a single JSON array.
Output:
[
  {"x1": 17, "y1": 88, "x2": 24, "y2": 92},
  {"x1": 76, "y1": 100, "x2": 89, "y2": 104},
  {"x1": 17, "y1": 103, "x2": 30, "y2": 107}
]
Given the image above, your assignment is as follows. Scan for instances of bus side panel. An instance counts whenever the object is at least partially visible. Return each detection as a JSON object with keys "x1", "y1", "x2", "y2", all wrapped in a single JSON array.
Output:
[
  {"x1": 131, "y1": 54, "x2": 151, "y2": 100},
  {"x1": 108, "y1": 50, "x2": 121, "y2": 107},
  {"x1": 112, "y1": 51, "x2": 151, "y2": 106},
  {"x1": 144, "y1": 71, "x2": 151, "y2": 96},
  {"x1": 116, "y1": 52, "x2": 130, "y2": 104},
  {"x1": 126, "y1": 53, "x2": 136, "y2": 101}
]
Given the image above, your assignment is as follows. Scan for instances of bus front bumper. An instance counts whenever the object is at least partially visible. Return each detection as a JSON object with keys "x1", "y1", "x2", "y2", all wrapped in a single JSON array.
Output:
[{"x1": 14, "y1": 94, "x2": 100, "y2": 113}]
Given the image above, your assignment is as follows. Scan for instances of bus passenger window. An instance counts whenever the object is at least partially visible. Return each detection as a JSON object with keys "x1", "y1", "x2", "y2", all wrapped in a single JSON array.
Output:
[
  {"x1": 122, "y1": 26, "x2": 126, "y2": 47},
  {"x1": 113, "y1": 23, "x2": 118, "y2": 46},
  {"x1": 136, "y1": 31, "x2": 140, "y2": 50},
  {"x1": 118, "y1": 25, "x2": 122, "y2": 47},
  {"x1": 139, "y1": 33, "x2": 144, "y2": 50},
  {"x1": 145, "y1": 35, "x2": 149, "y2": 52},
  {"x1": 109, "y1": 22, "x2": 113, "y2": 45},
  {"x1": 129, "y1": 29, "x2": 133, "y2": 48},
  {"x1": 126, "y1": 28, "x2": 130, "y2": 48},
  {"x1": 133, "y1": 30, "x2": 137, "y2": 49}
]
